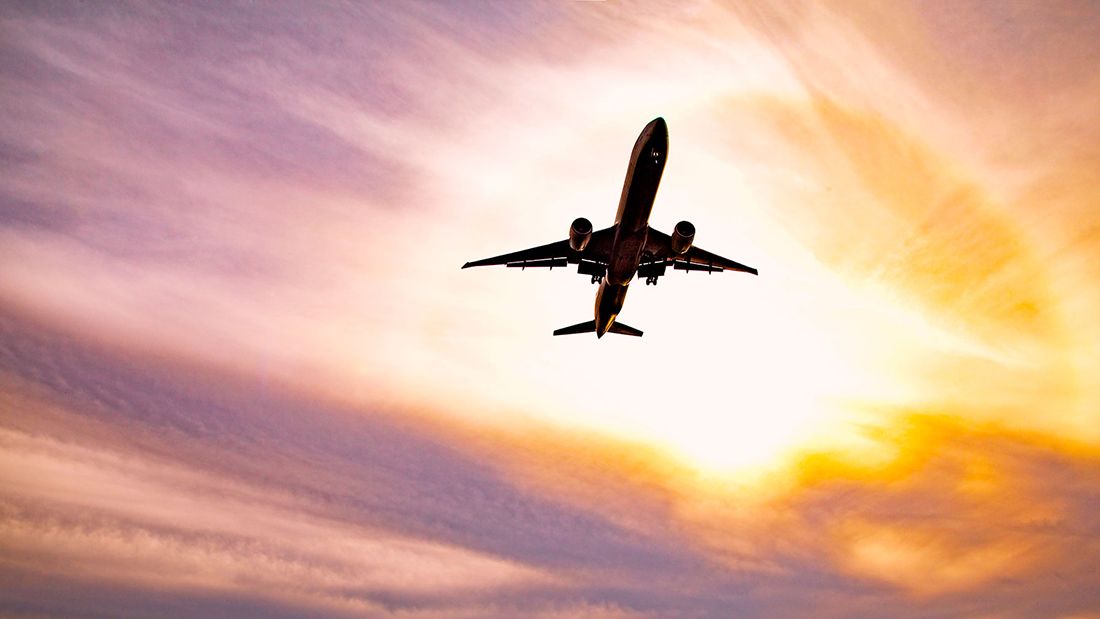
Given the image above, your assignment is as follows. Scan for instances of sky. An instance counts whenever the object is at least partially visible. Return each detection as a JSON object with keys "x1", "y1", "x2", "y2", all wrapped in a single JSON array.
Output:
[{"x1": 1, "y1": 1, "x2": 1100, "y2": 617}]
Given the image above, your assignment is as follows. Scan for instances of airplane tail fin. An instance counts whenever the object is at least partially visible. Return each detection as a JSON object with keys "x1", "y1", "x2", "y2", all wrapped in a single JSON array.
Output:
[{"x1": 553, "y1": 320, "x2": 643, "y2": 337}]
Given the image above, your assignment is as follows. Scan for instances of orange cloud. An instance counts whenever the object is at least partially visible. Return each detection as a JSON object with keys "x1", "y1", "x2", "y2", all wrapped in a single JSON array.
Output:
[{"x1": 2, "y1": 1, "x2": 1100, "y2": 616}]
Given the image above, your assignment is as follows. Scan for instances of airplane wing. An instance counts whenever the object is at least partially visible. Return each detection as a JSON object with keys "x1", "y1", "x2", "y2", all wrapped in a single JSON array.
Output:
[
  {"x1": 643, "y1": 226, "x2": 758, "y2": 275},
  {"x1": 462, "y1": 226, "x2": 615, "y2": 270}
]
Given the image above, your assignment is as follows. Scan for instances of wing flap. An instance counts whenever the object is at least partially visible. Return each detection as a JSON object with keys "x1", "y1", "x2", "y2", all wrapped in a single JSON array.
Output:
[
  {"x1": 506, "y1": 258, "x2": 568, "y2": 269},
  {"x1": 673, "y1": 261, "x2": 723, "y2": 273},
  {"x1": 577, "y1": 260, "x2": 607, "y2": 277}
]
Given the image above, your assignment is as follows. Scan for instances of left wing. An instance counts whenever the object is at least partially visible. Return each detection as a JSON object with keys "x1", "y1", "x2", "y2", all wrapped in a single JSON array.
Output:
[
  {"x1": 642, "y1": 226, "x2": 758, "y2": 275},
  {"x1": 462, "y1": 226, "x2": 615, "y2": 270}
]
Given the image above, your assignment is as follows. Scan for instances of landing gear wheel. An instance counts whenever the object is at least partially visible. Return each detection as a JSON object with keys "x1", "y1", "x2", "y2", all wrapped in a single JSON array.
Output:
[
  {"x1": 645, "y1": 276, "x2": 658, "y2": 286},
  {"x1": 591, "y1": 275, "x2": 604, "y2": 284}
]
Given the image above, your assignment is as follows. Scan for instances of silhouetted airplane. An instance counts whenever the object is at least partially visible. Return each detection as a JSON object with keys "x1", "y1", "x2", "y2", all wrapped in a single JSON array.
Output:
[{"x1": 463, "y1": 117, "x2": 757, "y2": 338}]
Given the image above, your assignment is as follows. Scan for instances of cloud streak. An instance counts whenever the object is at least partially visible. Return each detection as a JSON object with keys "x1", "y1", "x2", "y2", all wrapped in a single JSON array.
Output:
[
  {"x1": 4, "y1": 308, "x2": 1100, "y2": 617},
  {"x1": 2, "y1": 1, "x2": 1100, "y2": 616}
]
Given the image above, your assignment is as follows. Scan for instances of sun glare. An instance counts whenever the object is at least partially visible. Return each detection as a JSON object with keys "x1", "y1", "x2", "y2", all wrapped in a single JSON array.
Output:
[
  {"x1": 620, "y1": 272, "x2": 932, "y2": 477},
  {"x1": 314, "y1": 8, "x2": 1087, "y2": 486}
]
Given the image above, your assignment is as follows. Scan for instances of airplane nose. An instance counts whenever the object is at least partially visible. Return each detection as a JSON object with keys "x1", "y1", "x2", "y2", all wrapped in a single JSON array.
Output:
[
  {"x1": 648, "y1": 116, "x2": 667, "y2": 138},
  {"x1": 648, "y1": 117, "x2": 668, "y2": 148}
]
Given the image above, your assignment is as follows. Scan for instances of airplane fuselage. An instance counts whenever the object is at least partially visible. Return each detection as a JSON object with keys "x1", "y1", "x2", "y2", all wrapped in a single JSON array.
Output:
[{"x1": 595, "y1": 117, "x2": 669, "y2": 337}]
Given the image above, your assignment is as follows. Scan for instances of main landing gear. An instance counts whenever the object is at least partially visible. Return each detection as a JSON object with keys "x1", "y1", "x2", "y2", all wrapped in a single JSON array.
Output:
[
  {"x1": 591, "y1": 275, "x2": 604, "y2": 284},
  {"x1": 645, "y1": 276, "x2": 659, "y2": 286}
]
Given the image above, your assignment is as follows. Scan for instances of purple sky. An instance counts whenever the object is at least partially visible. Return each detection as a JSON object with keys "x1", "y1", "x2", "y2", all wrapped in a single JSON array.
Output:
[{"x1": 2, "y1": 2, "x2": 1100, "y2": 617}]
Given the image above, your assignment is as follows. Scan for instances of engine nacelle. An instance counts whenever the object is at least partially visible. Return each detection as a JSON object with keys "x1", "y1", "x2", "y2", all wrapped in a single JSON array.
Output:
[
  {"x1": 569, "y1": 217, "x2": 593, "y2": 252},
  {"x1": 671, "y1": 220, "x2": 695, "y2": 254}
]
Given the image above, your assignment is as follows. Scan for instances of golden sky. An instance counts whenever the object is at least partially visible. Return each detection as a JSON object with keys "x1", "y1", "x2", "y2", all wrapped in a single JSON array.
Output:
[{"x1": 1, "y1": 1, "x2": 1099, "y2": 617}]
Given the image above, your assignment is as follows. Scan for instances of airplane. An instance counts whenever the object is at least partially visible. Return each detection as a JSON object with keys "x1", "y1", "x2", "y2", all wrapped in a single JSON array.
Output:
[{"x1": 462, "y1": 117, "x2": 757, "y2": 338}]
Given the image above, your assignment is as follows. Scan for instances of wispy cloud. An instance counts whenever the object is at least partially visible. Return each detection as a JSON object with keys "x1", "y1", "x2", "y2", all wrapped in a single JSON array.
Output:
[
  {"x1": 4, "y1": 309, "x2": 1100, "y2": 617},
  {"x1": 2, "y1": 1, "x2": 1099, "y2": 616}
]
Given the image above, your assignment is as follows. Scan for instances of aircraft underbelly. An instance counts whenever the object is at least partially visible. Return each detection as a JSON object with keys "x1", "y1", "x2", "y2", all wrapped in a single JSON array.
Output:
[{"x1": 608, "y1": 229, "x2": 647, "y2": 285}]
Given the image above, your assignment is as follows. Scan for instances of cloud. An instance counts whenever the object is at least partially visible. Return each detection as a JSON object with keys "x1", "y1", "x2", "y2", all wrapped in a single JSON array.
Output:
[
  {"x1": 2, "y1": 1, "x2": 1100, "y2": 616},
  {"x1": 0, "y1": 310, "x2": 707, "y2": 616},
  {"x1": 5, "y1": 310, "x2": 1100, "y2": 617}
]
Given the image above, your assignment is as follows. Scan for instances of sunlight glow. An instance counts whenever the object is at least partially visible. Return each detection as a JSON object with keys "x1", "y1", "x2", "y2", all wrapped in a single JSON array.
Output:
[{"x1": 326, "y1": 4, "x2": 1083, "y2": 478}]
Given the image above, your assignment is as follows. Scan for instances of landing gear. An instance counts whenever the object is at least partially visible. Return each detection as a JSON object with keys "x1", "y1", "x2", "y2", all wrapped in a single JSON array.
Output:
[
  {"x1": 645, "y1": 276, "x2": 659, "y2": 286},
  {"x1": 591, "y1": 275, "x2": 604, "y2": 284}
]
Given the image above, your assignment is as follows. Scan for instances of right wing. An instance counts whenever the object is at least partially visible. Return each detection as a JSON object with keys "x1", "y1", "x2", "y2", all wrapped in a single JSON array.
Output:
[
  {"x1": 643, "y1": 226, "x2": 758, "y2": 275},
  {"x1": 680, "y1": 244, "x2": 758, "y2": 275},
  {"x1": 462, "y1": 226, "x2": 615, "y2": 270}
]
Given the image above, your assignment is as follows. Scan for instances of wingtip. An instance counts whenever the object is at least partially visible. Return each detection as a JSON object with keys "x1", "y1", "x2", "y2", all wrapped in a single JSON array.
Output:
[{"x1": 461, "y1": 262, "x2": 472, "y2": 269}]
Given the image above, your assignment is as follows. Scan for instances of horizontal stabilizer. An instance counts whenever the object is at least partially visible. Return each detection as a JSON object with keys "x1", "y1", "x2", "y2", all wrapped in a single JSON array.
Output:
[
  {"x1": 552, "y1": 320, "x2": 643, "y2": 337},
  {"x1": 608, "y1": 322, "x2": 643, "y2": 337},
  {"x1": 553, "y1": 320, "x2": 596, "y2": 336}
]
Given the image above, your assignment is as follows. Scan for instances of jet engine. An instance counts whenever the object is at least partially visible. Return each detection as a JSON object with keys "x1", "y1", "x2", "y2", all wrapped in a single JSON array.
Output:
[
  {"x1": 569, "y1": 217, "x2": 593, "y2": 252},
  {"x1": 671, "y1": 220, "x2": 695, "y2": 254}
]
